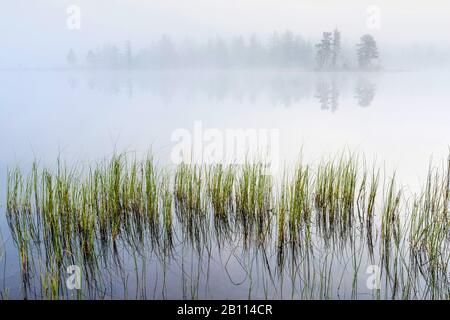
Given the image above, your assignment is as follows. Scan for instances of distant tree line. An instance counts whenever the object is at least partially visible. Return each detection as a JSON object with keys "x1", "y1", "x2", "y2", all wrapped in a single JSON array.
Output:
[
  {"x1": 315, "y1": 30, "x2": 379, "y2": 70},
  {"x1": 67, "y1": 30, "x2": 379, "y2": 70},
  {"x1": 315, "y1": 30, "x2": 341, "y2": 70},
  {"x1": 67, "y1": 32, "x2": 313, "y2": 70}
]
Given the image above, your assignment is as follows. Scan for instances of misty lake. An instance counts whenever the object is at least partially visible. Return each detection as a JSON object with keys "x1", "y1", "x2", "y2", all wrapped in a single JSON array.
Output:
[{"x1": 1, "y1": 68, "x2": 449, "y2": 299}]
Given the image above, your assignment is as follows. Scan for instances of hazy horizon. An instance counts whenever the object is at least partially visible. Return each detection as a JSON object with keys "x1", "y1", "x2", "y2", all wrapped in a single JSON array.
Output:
[{"x1": 1, "y1": 0, "x2": 449, "y2": 69}]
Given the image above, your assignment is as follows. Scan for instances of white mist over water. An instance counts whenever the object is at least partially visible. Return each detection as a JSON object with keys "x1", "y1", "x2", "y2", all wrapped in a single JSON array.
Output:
[{"x1": 0, "y1": 69, "x2": 449, "y2": 192}]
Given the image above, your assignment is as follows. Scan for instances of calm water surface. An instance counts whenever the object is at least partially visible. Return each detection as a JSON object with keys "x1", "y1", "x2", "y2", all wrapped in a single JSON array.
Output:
[{"x1": 0, "y1": 69, "x2": 449, "y2": 299}]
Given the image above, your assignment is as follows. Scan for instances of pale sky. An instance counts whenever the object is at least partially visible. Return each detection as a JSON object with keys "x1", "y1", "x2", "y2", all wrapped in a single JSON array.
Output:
[{"x1": 1, "y1": 0, "x2": 449, "y2": 67}]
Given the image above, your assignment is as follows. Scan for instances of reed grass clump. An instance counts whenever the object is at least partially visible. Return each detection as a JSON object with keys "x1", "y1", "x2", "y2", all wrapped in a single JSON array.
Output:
[
  {"x1": 175, "y1": 163, "x2": 205, "y2": 215},
  {"x1": 408, "y1": 157, "x2": 450, "y2": 297},
  {"x1": 5, "y1": 150, "x2": 450, "y2": 300},
  {"x1": 235, "y1": 162, "x2": 273, "y2": 240},
  {"x1": 206, "y1": 164, "x2": 235, "y2": 218},
  {"x1": 160, "y1": 173, "x2": 173, "y2": 249},
  {"x1": 314, "y1": 154, "x2": 358, "y2": 238},
  {"x1": 288, "y1": 163, "x2": 311, "y2": 241},
  {"x1": 235, "y1": 163, "x2": 272, "y2": 217}
]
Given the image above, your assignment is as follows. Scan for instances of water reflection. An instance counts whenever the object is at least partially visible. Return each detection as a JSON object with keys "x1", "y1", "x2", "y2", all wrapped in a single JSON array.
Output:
[
  {"x1": 65, "y1": 71, "x2": 377, "y2": 110},
  {"x1": 355, "y1": 77, "x2": 377, "y2": 107},
  {"x1": 67, "y1": 77, "x2": 78, "y2": 90},
  {"x1": 314, "y1": 78, "x2": 340, "y2": 112},
  {"x1": 0, "y1": 231, "x2": 4, "y2": 263}
]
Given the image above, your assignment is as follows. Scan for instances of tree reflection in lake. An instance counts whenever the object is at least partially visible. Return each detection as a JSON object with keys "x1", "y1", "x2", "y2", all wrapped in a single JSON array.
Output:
[
  {"x1": 314, "y1": 78, "x2": 340, "y2": 112},
  {"x1": 355, "y1": 77, "x2": 377, "y2": 107},
  {"x1": 63, "y1": 71, "x2": 379, "y2": 111}
]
